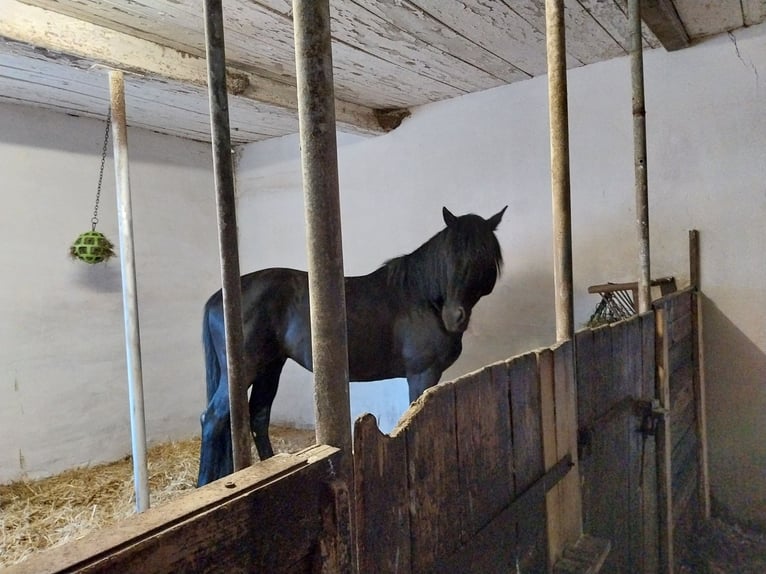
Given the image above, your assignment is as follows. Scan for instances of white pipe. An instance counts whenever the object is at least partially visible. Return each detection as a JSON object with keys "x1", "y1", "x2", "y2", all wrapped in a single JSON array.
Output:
[{"x1": 109, "y1": 70, "x2": 150, "y2": 512}]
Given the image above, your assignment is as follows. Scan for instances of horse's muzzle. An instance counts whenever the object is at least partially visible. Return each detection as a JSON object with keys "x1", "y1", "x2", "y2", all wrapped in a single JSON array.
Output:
[{"x1": 442, "y1": 305, "x2": 469, "y2": 333}]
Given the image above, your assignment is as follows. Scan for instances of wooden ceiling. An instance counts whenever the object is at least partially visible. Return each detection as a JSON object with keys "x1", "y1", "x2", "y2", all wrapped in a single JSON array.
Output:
[{"x1": 1, "y1": 0, "x2": 764, "y2": 144}]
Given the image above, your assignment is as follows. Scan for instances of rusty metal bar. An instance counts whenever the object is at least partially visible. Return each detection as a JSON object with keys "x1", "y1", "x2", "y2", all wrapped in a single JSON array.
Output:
[
  {"x1": 109, "y1": 70, "x2": 149, "y2": 512},
  {"x1": 545, "y1": 0, "x2": 575, "y2": 342},
  {"x1": 203, "y1": 0, "x2": 251, "y2": 472},
  {"x1": 291, "y1": 1, "x2": 352, "y2": 463},
  {"x1": 630, "y1": 0, "x2": 652, "y2": 313}
]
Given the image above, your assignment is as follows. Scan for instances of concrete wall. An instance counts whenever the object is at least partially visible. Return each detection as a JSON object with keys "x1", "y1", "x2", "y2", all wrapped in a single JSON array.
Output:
[
  {"x1": 235, "y1": 24, "x2": 766, "y2": 525},
  {"x1": 0, "y1": 103, "x2": 218, "y2": 482}
]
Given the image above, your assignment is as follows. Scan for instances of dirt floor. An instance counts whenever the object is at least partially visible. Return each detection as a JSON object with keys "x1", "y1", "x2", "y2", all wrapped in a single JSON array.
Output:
[{"x1": 0, "y1": 426, "x2": 315, "y2": 568}]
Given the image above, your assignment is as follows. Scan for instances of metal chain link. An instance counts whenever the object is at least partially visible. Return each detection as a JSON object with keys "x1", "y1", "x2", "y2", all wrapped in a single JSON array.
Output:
[{"x1": 92, "y1": 110, "x2": 111, "y2": 231}]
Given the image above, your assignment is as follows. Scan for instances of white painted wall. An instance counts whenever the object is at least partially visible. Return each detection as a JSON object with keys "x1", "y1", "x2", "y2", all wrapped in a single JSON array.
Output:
[
  {"x1": 0, "y1": 103, "x2": 219, "y2": 482},
  {"x1": 235, "y1": 24, "x2": 766, "y2": 525}
]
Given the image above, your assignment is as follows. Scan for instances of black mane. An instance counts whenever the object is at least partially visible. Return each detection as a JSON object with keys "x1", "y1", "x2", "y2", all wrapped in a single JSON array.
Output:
[{"x1": 384, "y1": 213, "x2": 503, "y2": 303}]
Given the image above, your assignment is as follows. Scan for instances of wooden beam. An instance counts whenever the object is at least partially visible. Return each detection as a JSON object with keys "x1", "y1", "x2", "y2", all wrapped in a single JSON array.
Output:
[
  {"x1": 0, "y1": 0, "x2": 386, "y2": 135},
  {"x1": 3, "y1": 446, "x2": 346, "y2": 574},
  {"x1": 639, "y1": 0, "x2": 690, "y2": 51}
]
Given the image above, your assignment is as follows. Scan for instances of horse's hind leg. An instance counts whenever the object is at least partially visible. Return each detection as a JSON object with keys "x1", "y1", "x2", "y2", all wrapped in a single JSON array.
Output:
[{"x1": 249, "y1": 358, "x2": 286, "y2": 460}]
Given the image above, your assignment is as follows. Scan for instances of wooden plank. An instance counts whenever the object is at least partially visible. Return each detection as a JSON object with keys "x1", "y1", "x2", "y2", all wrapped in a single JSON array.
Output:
[
  {"x1": 544, "y1": 342, "x2": 583, "y2": 568},
  {"x1": 541, "y1": 348, "x2": 564, "y2": 566},
  {"x1": 353, "y1": 414, "x2": 411, "y2": 574},
  {"x1": 668, "y1": 335, "x2": 693, "y2": 378},
  {"x1": 742, "y1": 0, "x2": 766, "y2": 26},
  {"x1": 454, "y1": 365, "x2": 513, "y2": 540},
  {"x1": 430, "y1": 455, "x2": 573, "y2": 574},
  {"x1": 553, "y1": 534, "x2": 612, "y2": 574},
  {"x1": 1, "y1": 0, "x2": 385, "y2": 136},
  {"x1": 673, "y1": 0, "x2": 743, "y2": 37},
  {"x1": 5, "y1": 446, "x2": 344, "y2": 574},
  {"x1": 670, "y1": 380, "x2": 695, "y2": 451},
  {"x1": 627, "y1": 0, "x2": 690, "y2": 51},
  {"x1": 638, "y1": 312, "x2": 658, "y2": 574},
  {"x1": 405, "y1": 382, "x2": 461, "y2": 573},
  {"x1": 357, "y1": 0, "x2": 529, "y2": 83},
  {"x1": 692, "y1": 292, "x2": 711, "y2": 519},
  {"x1": 553, "y1": 341, "x2": 583, "y2": 547},
  {"x1": 508, "y1": 352, "x2": 548, "y2": 572},
  {"x1": 654, "y1": 305, "x2": 674, "y2": 574},
  {"x1": 330, "y1": 1, "x2": 506, "y2": 92}
]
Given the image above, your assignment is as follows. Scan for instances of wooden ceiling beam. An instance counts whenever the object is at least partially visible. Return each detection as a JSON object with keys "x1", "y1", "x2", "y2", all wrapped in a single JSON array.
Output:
[
  {"x1": 639, "y1": 0, "x2": 690, "y2": 51},
  {"x1": 0, "y1": 0, "x2": 389, "y2": 136}
]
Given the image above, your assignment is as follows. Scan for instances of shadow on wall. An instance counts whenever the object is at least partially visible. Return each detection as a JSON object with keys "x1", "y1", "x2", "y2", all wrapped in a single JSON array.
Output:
[
  {"x1": 702, "y1": 294, "x2": 766, "y2": 529},
  {"x1": 70, "y1": 259, "x2": 122, "y2": 293}
]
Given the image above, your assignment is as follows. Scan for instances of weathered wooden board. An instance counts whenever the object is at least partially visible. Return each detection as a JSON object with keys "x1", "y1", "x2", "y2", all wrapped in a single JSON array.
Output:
[
  {"x1": 508, "y1": 352, "x2": 548, "y2": 572},
  {"x1": 353, "y1": 414, "x2": 411, "y2": 574},
  {"x1": 405, "y1": 382, "x2": 462, "y2": 573},
  {"x1": 5, "y1": 446, "x2": 347, "y2": 574},
  {"x1": 454, "y1": 365, "x2": 513, "y2": 540}
]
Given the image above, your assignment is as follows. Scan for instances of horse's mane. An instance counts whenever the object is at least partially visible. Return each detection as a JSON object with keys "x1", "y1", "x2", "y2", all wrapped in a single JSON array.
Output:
[{"x1": 383, "y1": 215, "x2": 503, "y2": 303}]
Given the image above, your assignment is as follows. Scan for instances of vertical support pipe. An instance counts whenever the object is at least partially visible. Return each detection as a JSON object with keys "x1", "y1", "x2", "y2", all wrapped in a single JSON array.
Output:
[
  {"x1": 109, "y1": 70, "x2": 149, "y2": 512},
  {"x1": 291, "y1": 0, "x2": 352, "y2": 473},
  {"x1": 630, "y1": 0, "x2": 652, "y2": 313},
  {"x1": 545, "y1": 0, "x2": 575, "y2": 342},
  {"x1": 203, "y1": 0, "x2": 251, "y2": 471}
]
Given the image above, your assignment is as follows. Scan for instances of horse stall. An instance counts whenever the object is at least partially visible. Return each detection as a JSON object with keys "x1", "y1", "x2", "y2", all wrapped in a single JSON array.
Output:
[
  {"x1": 4, "y1": 281, "x2": 707, "y2": 574},
  {"x1": 7, "y1": 0, "x2": 751, "y2": 571}
]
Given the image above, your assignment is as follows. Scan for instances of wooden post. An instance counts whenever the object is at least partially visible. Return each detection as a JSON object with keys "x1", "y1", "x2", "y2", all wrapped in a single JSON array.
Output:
[
  {"x1": 545, "y1": 0, "x2": 575, "y2": 343},
  {"x1": 630, "y1": 0, "x2": 652, "y2": 313},
  {"x1": 291, "y1": 0, "x2": 352, "y2": 496},
  {"x1": 109, "y1": 70, "x2": 149, "y2": 513},
  {"x1": 689, "y1": 230, "x2": 711, "y2": 519},
  {"x1": 203, "y1": 0, "x2": 251, "y2": 471}
]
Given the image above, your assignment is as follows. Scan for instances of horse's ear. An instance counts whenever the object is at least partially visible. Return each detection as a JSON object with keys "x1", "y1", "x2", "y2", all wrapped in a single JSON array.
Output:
[
  {"x1": 443, "y1": 207, "x2": 458, "y2": 227},
  {"x1": 487, "y1": 206, "x2": 508, "y2": 230}
]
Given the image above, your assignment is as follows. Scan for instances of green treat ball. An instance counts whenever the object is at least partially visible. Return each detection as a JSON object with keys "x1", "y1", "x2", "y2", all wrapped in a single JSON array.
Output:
[{"x1": 70, "y1": 231, "x2": 116, "y2": 264}]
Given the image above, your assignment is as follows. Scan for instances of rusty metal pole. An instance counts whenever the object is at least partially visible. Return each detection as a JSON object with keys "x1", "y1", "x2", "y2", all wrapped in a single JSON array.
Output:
[
  {"x1": 203, "y1": 0, "x2": 251, "y2": 472},
  {"x1": 545, "y1": 0, "x2": 575, "y2": 342},
  {"x1": 291, "y1": 1, "x2": 352, "y2": 465},
  {"x1": 630, "y1": 0, "x2": 652, "y2": 313}
]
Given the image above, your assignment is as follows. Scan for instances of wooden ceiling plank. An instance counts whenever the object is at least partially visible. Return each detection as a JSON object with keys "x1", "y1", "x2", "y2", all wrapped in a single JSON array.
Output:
[
  {"x1": 578, "y1": 0, "x2": 660, "y2": 51},
  {"x1": 672, "y1": 0, "x2": 742, "y2": 39},
  {"x1": 4, "y1": 0, "x2": 385, "y2": 135},
  {"x1": 0, "y1": 48, "x2": 285, "y2": 142},
  {"x1": 330, "y1": 1, "x2": 506, "y2": 91},
  {"x1": 627, "y1": 0, "x2": 690, "y2": 51},
  {"x1": 355, "y1": 0, "x2": 530, "y2": 83},
  {"x1": 742, "y1": 0, "x2": 766, "y2": 26},
  {"x1": 408, "y1": 0, "x2": 567, "y2": 77}
]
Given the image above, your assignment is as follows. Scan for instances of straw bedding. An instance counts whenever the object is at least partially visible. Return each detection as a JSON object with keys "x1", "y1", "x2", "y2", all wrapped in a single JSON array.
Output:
[{"x1": 0, "y1": 426, "x2": 315, "y2": 568}]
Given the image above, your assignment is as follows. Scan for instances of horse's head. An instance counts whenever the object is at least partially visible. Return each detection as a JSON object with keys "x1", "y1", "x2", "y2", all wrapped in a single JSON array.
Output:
[{"x1": 439, "y1": 206, "x2": 506, "y2": 333}]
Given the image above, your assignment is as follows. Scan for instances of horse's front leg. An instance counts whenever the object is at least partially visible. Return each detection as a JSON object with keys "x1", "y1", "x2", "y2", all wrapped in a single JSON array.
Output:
[{"x1": 406, "y1": 367, "x2": 443, "y2": 403}]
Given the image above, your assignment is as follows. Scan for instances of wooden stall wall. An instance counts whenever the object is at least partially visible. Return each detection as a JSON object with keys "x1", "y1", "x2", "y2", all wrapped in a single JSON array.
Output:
[
  {"x1": 654, "y1": 289, "x2": 707, "y2": 572},
  {"x1": 575, "y1": 313, "x2": 658, "y2": 573},
  {"x1": 4, "y1": 446, "x2": 351, "y2": 574},
  {"x1": 354, "y1": 345, "x2": 580, "y2": 573}
]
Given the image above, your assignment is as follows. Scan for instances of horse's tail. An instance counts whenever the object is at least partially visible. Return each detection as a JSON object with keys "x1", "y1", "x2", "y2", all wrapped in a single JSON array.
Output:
[{"x1": 202, "y1": 298, "x2": 221, "y2": 404}]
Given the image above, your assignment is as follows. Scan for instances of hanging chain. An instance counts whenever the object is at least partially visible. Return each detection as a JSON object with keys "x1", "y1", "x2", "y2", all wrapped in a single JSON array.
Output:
[{"x1": 92, "y1": 110, "x2": 112, "y2": 231}]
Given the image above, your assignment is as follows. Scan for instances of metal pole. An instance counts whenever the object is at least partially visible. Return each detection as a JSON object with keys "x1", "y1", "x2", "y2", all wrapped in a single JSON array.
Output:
[
  {"x1": 203, "y1": 0, "x2": 251, "y2": 471},
  {"x1": 292, "y1": 0, "x2": 352, "y2": 468},
  {"x1": 545, "y1": 0, "x2": 575, "y2": 342},
  {"x1": 109, "y1": 70, "x2": 149, "y2": 512},
  {"x1": 630, "y1": 0, "x2": 652, "y2": 313}
]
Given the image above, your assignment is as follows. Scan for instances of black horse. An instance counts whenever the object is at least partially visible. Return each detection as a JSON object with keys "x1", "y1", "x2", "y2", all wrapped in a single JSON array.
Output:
[{"x1": 198, "y1": 206, "x2": 506, "y2": 486}]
